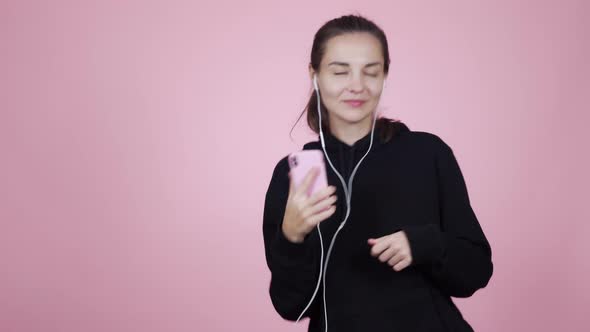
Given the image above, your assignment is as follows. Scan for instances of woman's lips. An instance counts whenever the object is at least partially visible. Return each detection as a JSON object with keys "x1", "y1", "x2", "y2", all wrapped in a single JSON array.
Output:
[{"x1": 344, "y1": 100, "x2": 366, "y2": 107}]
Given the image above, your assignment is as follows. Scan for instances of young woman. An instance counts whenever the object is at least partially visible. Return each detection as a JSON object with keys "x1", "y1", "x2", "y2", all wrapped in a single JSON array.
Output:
[{"x1": 262, "y1": 14, "x2": 493, "y2": 332}]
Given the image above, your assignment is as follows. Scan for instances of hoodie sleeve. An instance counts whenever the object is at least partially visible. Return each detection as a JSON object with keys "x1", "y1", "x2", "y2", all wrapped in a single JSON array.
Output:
[
  {"x1": 402, "y1": 137, "x2": 493, "y2": 298},
  {"x1": 262, "y1": 157, "x2": 322, "y2": 321}
]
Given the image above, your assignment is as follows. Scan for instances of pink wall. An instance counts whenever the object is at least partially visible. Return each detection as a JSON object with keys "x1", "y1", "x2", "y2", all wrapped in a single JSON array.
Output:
[{"x1": 1, "y1": 0, "x2": 588, "y2": 331}]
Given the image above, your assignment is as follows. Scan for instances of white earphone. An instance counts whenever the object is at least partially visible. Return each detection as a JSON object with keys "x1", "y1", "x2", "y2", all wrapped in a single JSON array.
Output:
[
  {"x1": 296, "y1": 74, "x2": 379, "y2": 332},
  {"x1": 313, "y1": 74, "x2": 319, "y2": 91}
]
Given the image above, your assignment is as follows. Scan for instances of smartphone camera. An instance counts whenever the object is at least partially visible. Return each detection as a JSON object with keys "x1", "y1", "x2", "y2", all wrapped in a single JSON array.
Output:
[{"x1": 289, "y1": 155, "x2": 298, "y2": 168}]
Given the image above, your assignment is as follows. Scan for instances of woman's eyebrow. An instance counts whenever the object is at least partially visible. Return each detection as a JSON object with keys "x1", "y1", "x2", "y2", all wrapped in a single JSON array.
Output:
[{"x1": 328, "y1": 61, "x2": 383, "y2": 68}]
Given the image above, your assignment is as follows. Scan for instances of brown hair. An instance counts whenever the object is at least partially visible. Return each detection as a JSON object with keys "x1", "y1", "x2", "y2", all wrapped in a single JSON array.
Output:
[{"x1": 290, "y1": 14, "x2": 407, "y2": 144}]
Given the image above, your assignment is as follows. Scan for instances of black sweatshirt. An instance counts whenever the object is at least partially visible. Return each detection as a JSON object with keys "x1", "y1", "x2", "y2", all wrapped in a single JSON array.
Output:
[{"x1": 262, "y1": 122, "x2": 493, "y2": 332}]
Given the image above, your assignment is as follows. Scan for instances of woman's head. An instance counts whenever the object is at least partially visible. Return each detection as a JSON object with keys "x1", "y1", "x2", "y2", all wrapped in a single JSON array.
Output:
[{"x1": 293, "y1": 14, "x2": 395, "y2": 139}]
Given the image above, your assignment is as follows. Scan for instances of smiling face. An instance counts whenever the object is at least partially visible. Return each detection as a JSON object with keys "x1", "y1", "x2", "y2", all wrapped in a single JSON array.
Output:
[{"x1": 310, "y1": 32, "x2": 387, "y2": 132}]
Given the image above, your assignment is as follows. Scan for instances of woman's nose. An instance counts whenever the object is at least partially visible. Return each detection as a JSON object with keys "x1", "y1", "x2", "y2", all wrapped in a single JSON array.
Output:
[{"x1": 347, "y1": 74, "x2": 365, "y2": 92}]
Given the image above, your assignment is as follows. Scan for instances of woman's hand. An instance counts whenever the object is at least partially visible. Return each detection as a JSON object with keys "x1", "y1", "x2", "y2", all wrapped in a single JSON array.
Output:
[
  {"x1": 282, "y1": 167, "x2": 337, "y2": 243},
  {"x1": 368, "y1": 231, "x2": 413, "y2": 271}
]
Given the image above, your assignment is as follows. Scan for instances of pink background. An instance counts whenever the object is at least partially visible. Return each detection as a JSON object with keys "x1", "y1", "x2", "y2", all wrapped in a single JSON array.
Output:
[{"x1": 1, "y1": 0, "x2": 589, "y2": 331}]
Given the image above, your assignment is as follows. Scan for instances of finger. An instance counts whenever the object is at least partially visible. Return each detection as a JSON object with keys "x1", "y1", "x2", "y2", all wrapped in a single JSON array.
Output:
[
  {"x1": 304, "y1": 205, "x2": 336, "y2": 228},
  {"x1": 387, "y1": 250, "x2": 405, "y2": 267},
  {"x1": 393, "y1": 257, "x2": 411, "y2": 272},
  {"x1": 295, "y1": 167, "x2": 319, "y2": 197},
  {"x1": 369, "y1": 233, "x2": 391, "y2": 244},
  {"x1": 288, "y1": 171, "x2": 295, "y2": 196},
  {"x1": 369, "y1": 237, "x2": 391, "y2": 257},
  {"x1": 378, "y1": 246, "x2": 398, "y2": 263},
  {"x1": 303, "y1": 194, "x2": 337, "y2": 218},
  {"x1": 367, "y1": 237, "x2": 385, "y2": 245},
  {"x1": 307, "y1": 185, "x2": 337, "y2": 207}
]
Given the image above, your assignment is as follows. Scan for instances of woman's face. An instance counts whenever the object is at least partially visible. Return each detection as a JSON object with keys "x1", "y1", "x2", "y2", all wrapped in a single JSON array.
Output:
[{"x1": 310, "y1": 32, "x2": 387, "y2": 130}]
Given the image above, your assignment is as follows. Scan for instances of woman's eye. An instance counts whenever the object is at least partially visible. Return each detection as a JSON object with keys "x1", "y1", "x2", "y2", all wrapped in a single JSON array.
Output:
[{"x1": 334, "y1": 72, "x2": 379, "y2": 77}]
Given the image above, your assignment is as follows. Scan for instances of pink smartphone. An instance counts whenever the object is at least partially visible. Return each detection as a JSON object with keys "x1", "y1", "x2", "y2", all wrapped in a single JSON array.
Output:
[{"x1": 288, "y1": 150, "x2": 329, "y2": 197}]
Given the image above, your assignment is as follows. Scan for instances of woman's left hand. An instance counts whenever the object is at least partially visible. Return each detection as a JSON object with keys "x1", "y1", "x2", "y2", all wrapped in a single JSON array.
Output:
[{"x1": 368, "y1": 231, "x2": 413, "y2": 272}]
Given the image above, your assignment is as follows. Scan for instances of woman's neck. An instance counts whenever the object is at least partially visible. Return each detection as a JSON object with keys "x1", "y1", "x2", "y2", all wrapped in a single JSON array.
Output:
[{"x1": 329, "y1": 118, "x2": 373, "y2": 147}]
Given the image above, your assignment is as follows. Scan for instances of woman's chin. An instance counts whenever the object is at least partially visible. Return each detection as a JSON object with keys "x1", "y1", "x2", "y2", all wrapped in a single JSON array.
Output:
[{"x1": 334, "y1": 111, "x2": 374, "y2": 125}]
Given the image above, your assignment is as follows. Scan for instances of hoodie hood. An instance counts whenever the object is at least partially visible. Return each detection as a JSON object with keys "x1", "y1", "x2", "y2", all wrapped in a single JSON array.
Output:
[
  {"x1": 302, "y1": 120, "x2": 410, "y2": 151},
  {"x1": 302, "y1": 121, "x2": 410, "y2": 182}
]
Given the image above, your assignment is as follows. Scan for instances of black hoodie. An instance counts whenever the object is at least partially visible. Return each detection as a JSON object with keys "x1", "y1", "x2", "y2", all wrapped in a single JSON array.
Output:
[{"x1": 262, "y1": 122, "x2": 493, "y2": 332}]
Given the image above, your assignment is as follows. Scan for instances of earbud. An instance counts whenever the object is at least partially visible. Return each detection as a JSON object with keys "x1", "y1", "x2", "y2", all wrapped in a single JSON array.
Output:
[{"x1": 313, "y1": 74, "x2": 319, "y2": 91}]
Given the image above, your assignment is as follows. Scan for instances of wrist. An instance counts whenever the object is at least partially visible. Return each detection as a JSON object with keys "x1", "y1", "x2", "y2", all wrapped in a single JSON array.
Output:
[{"x1": 281, "y1": 222, "x2": 304, "y2": 243}]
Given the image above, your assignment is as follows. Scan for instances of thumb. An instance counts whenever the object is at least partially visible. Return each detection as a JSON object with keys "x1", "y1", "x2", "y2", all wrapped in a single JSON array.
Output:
[{"x1": 288, "y1": 171, "x2": 295, "y2": 196}]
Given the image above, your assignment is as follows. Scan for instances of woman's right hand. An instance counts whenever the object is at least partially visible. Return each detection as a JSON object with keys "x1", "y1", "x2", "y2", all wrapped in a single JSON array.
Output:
[{"x1": 281, "y1": 167, "x2": 338, "y2": 243}]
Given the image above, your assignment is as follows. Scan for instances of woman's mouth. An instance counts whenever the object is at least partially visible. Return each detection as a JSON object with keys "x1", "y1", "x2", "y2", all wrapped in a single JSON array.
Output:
[{"x1": 343, "y1": 100, "x2": 366, "y2": 107}]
